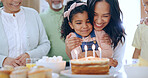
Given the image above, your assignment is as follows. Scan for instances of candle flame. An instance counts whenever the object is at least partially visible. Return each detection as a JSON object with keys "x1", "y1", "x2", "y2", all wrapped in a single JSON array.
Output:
[
  {"x1": 84, "y1": 45, "x2": 88, "y2": 50},
  {"x1": 92, "y1": 44, "x2": 95, "y2": 50}
]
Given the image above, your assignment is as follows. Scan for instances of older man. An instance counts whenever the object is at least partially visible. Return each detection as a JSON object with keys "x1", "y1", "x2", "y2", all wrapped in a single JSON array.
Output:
[
  {"x1": 40, "y1": 0, "x2": 70, "y2": 63},
  {"x1": 0, "y1": 0, "x2": 50, "y2": 67}
]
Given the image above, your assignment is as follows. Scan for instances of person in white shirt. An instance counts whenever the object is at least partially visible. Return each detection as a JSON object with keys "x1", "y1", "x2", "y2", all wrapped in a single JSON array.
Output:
[{"x1": 0, "y1": 0, "x2": 50, "y2": 67}]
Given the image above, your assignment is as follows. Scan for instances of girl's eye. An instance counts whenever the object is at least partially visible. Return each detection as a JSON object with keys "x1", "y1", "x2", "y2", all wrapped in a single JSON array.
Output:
[
  {"x1": 104, "y1": 16, "x2": 109, "y2": 17},
  {"x1": 144, "y1": 4, "x2": 146, "y2": 6},
  {"x1": 76, "y1": 23, "x2": 81, "y2": 24}
]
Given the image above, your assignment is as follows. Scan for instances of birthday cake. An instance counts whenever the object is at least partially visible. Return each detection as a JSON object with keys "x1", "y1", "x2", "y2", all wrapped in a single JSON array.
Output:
[{"x1": 70, "y1": 57, "x2": 109, "y2": 74}]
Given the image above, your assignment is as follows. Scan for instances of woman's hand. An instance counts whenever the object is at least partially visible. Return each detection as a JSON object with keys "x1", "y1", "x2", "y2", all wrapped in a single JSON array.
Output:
[
  {"x1": 109, "y1": 58, "x2": 118, "y2": 67},
  {"x1": 101, "y1": 34, "x2": 111, "y2": 45},
  {"x1": 65, "y1": 33, "x2": 82, "y2": 51},
  {"x1": 3, "y1": 57, "x2": 23, "y2": 67},
  {"x1": 16, "y1": 53, "x2": 30, "y2": 66}
]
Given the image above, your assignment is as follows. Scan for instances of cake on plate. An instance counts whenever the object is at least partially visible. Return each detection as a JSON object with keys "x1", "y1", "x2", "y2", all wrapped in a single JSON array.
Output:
[{"x1": 71, "y1": 56, "x2": 109, "y2": 74}]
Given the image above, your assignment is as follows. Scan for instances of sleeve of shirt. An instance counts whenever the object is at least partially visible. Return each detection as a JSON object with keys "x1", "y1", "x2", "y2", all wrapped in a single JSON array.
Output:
[
  {"x1": 0, "y1": 55, "x2": 7, "y2": 67},
  {"x1": 132, "y1": 26, "x2": 141, "y2": 49},
  {"x1": 110, "y1": 37, "x2": 126, "y2": 72},
  {"x1": 26, "y1": 9, "x2": 50, "y2": 58}
]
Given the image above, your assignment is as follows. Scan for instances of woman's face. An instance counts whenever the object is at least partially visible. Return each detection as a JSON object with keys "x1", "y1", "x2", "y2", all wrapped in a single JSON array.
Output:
[
  {"x1": 93, "y1": 1, "x2": 111, "y2": 31},
  {"x1": 1, "y1": 0, "x2": 22, "y2": 13},
  {"x1": 69, "y1": 11, "x2": 93, "y2": 37}
]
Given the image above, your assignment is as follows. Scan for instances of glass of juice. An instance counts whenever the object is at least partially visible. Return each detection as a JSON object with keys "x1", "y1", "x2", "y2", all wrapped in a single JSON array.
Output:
[{"x1": 26, "y1": 58, "x2": 39, "y2": 69}]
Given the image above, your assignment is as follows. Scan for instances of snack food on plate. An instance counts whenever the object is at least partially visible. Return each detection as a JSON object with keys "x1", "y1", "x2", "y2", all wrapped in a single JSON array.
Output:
[
  {"x1": 36, "y1": 56, "x2": 66, "y2": 73},
  {"x1": 0, "y1": 65, "x2": 14, "y2": 78},
  {"x1": 71, "y1": 56, "x2": 109, "y2": 74},
  {"x1": 14, "y1": 66, "x2": 29, "y2": 71},
  {"x1": 28, "y1": 68, "x2": 46, "y2": 78},
  {"x1": 10, "y1": 69, "x2": 28, "y2": 78}
]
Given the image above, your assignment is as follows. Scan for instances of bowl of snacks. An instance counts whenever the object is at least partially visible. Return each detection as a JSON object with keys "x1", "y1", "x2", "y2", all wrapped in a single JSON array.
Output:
[{"x1": 36, "y1": 56, "x2": 66, "y2": 73}]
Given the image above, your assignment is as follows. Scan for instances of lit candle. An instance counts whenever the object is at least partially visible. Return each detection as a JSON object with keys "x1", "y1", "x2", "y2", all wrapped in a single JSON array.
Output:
[
  {"x1": 92, "y1": 44, "x2": 95, "y2": 57},
  {"x1": 74, "y1": 50, "x2": 78, "y2": 59},
  {"x1": 84, "y1": 45, "x2": 88, "y2": 58},
  {"x1": 98, "y1": 47, "x2": 102, "y2": 59}
]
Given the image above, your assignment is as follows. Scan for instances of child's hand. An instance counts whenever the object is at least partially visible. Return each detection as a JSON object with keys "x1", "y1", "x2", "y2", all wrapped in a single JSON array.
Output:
[
  {"x1": 140, "y1": 17, "x2": 148, "y2": 25},
  {"x1": 140, "y1": 18, "x2": 144, "y2": 24},
  {"x1": 144, "y1": 17, "x2": 148, "y2": 25},
  {"x1": 109, "y1": 58, "x2": 118, "y2": 67}
]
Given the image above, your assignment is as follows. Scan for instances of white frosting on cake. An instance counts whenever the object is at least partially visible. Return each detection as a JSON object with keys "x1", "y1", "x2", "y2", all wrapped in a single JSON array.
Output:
[{"x1": 71, "y1": 57, "x2": 109, "y2": 64}]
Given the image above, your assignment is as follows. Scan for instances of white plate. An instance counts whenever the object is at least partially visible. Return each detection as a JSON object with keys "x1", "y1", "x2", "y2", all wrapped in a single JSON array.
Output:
[
  {"x1": 60, "y1": 69, "x2": 115, "y2": 78},
  {"x1": 52, "y1": 73, "x2": 59, "y2": 78}
]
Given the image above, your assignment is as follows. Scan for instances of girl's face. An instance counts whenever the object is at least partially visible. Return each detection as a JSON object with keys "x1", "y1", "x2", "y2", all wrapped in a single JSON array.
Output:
[
  {"x1": 93, "y1": 1, "x2": 111, "y2": 31},
  {"x1": 1, "y1": 0, "x2": 22, "y2": 13},
  {"x1": 69, "y1": 11, "x2": 92, "y2": 37},
  {"x1": 143, "y1": 0, "x2": 148, "y2": 14}
]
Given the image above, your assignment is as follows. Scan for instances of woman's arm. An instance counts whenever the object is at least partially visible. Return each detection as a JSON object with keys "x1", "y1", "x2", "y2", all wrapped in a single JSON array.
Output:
[
  {"x1": 111, "y1": 38, "x2": 126, "y2": 72},
  {"x1": 65, "y1": 32, "x2": 112, "y2": 59},
  {"x1": 26, "y1": 9, "x2": 50, "y2": 58},
  {"x1": 65, "y1": 34, "x2": 82, "y2": 59}
]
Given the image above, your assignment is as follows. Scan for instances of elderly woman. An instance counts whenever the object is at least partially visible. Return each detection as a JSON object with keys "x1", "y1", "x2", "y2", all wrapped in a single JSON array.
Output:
[{"x1": 0, "y1": 0, "x2": 50, "y2": 67}]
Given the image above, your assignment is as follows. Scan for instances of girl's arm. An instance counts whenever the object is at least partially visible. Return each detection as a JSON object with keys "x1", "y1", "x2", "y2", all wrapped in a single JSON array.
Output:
[{"x1": 132, "y1": 48, "x2": 141, "y2": 59}]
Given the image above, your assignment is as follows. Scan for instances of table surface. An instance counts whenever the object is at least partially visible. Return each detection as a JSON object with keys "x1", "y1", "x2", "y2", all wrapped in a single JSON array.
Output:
[
  {"x1": 58, "y1": 66, "x2": 148, "y2": 78},
  {"x1": 59, "y1": 67, "x2": 126, "y2": 78}
]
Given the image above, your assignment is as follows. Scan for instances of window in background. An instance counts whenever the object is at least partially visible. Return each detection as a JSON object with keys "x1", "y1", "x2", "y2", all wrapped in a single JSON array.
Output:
[{"x1": 119, "y1": 0, "x2": 140, "y2": 64}]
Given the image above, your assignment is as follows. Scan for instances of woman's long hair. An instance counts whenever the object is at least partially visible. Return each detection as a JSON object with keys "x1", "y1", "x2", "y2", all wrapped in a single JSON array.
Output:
[
  {"x1": 61, "y1": 0, "x2": 88, "y2": 40},
  {"x1": 87, "y1": 0, "x2": 126, "y2": 49}
]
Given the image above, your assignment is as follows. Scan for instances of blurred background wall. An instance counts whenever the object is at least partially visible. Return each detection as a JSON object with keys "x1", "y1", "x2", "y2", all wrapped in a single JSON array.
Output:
[{"x1": 22, "y1": 0, "x2": 40, "y2": 12}]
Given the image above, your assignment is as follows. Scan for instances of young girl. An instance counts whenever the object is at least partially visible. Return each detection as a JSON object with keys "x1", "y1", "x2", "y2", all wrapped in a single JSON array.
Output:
[
  {"x1": 132, "y1": 0, "x2": 148, "y2": 66},
  {"x1": 61, "y1": 0, "x2": 113, "y2": 63}
]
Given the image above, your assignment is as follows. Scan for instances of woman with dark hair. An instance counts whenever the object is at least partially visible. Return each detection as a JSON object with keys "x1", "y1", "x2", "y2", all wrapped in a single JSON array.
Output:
[
  {"x1": 65, "y1": 0, "x2": 126, "y2": 72},
  {"x1": 87, "y1": 0, "x2": 126, "y2": 72},
  {"x1": 61, "y1": 0, "x2": 114, "y2": 61}
]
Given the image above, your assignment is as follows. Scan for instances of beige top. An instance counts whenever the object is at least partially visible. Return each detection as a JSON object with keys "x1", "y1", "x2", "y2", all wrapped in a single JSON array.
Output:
[{"x1": 132, "y1": 23, "x2": 148, "y2": 62}]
